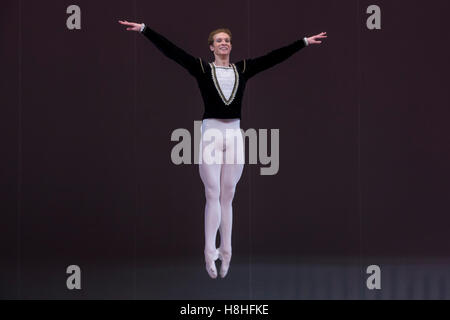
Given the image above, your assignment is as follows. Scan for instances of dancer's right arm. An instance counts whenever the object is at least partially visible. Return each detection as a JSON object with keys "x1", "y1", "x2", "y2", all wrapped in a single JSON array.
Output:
[{"x1": 118, "y1": 20, "x2": 201, "y2": 76}]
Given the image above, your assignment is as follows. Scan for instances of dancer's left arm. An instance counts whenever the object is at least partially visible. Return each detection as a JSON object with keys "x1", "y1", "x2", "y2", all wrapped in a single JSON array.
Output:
[{"x1": 242, "y1": 32, "x2": 327, "y2": 79}]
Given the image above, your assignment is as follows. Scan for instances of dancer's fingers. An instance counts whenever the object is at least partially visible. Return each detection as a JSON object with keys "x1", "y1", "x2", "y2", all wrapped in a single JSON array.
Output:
[{"x1": 119, "y1": 20, "x2": 133, "y2": 26}]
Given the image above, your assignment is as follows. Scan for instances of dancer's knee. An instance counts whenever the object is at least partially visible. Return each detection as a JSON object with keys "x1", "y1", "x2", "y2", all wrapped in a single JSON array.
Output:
[
  {"x1": 205, "y1": 185, "x2": 220, "y2": 202},
  {"x1": 220, "y1": 185, "x2": 236, "y2": 204}
]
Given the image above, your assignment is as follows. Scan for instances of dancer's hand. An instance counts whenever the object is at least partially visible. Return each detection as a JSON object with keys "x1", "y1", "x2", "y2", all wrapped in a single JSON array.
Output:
[
  {"x1": 118, "y1": 20, "x2": 143, "y2": 32},
  {"x1": 306, "y1": 32, "x2": 327, "y2": 45}
]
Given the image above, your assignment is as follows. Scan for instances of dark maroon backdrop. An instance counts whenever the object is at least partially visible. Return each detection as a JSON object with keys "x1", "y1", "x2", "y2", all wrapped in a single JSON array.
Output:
[{"x1": 1, "y1": 0, "x2": 450, "y2": 299}]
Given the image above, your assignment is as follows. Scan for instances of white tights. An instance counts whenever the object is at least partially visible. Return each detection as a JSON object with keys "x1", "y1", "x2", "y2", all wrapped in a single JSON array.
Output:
[{"x1": 199, "y1": 118, "x2": 244, "y2": 278}]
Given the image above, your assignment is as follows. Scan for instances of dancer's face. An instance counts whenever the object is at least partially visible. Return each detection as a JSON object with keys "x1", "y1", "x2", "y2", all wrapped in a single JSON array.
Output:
[{"x1": 210, "y1": 32, "x2": 232, "y2": 57}]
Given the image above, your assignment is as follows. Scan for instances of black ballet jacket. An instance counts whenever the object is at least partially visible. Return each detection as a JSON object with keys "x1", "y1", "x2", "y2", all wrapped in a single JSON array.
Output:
[{"x1": 141, "y1": 25, "x2": 307, "y2": 120}]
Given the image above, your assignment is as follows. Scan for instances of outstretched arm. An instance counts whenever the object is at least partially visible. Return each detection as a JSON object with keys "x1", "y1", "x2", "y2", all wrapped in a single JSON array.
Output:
[
  {"x1": 243, "y1": 32, "x2": 327, "y2": 79},
  {"x1": 118, "y1": 20, "x2": 202, "y2": 76}
]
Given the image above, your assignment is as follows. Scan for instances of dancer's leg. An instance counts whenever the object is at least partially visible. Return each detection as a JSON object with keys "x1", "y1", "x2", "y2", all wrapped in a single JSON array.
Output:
[
  {"x1": 199, "y1": 120, "x2": 224, "y2": 278},
  {"x1": 218, "y1": 127, "x2": 244, "y2": 278},
  {"x1": 199, "y1": 161, "x2": 222, "y2": 275}
]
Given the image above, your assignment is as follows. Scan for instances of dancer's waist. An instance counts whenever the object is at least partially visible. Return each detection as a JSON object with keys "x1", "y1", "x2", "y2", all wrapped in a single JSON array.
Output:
[{"x1": 202, "y1": 118, "x2": 240, "y2": 129}]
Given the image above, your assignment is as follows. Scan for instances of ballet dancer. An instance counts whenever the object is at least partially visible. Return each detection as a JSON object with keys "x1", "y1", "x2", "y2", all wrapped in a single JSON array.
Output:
[{"x1": 119, "y1": 19, "x2": 327, "y2": 279}]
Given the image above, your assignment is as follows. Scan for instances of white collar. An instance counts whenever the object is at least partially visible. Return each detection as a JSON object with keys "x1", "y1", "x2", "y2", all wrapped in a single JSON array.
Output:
[{"x1": 213, "y1": 62, "x2": 232, "y2": 69}]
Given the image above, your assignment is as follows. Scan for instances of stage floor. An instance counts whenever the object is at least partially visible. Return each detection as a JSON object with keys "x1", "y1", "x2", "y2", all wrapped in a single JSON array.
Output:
[{"x1": 3, "y1": 256, "x2": 450, "y2": 299}]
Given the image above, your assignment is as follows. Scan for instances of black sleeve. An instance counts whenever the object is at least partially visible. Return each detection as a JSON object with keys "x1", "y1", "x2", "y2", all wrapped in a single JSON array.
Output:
[
  {"x1": 141, "y1": 25, "x2": 202, "y2": 77},
  {"x1": 242, "y1": 39, "x2": 307, "y2": 79}
]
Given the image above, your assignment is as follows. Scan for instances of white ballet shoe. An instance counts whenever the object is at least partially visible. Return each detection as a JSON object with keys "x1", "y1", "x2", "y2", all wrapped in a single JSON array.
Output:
[
  {"x1": 218, "y1": 249, "x2": 232, "y2": 278},
  {"x1": 219, "y1": 261, "x2": 230, "y2": 278},
  {"x1": 205, "y1": 249, "x2": 220, "y2": 279},
  {"x1": 205, "y1": 261, "x2": 218, "y2": 279}
]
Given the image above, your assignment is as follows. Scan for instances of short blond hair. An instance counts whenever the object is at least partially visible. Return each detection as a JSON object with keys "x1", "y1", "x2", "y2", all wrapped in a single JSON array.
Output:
[{"x1": 208, "y1": 28, "x2": 232, "y2": 46}]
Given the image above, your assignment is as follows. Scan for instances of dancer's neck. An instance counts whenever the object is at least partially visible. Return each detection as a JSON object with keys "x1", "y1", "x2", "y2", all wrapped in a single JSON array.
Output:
[{"x1": 213, "y1": 55, "x2": 231, "y2": 67}]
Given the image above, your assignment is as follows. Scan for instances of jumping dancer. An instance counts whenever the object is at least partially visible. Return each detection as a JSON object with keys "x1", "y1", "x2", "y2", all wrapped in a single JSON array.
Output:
[{"x1": 119, "y1": 19, "x2": 327, "y2": 279}]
